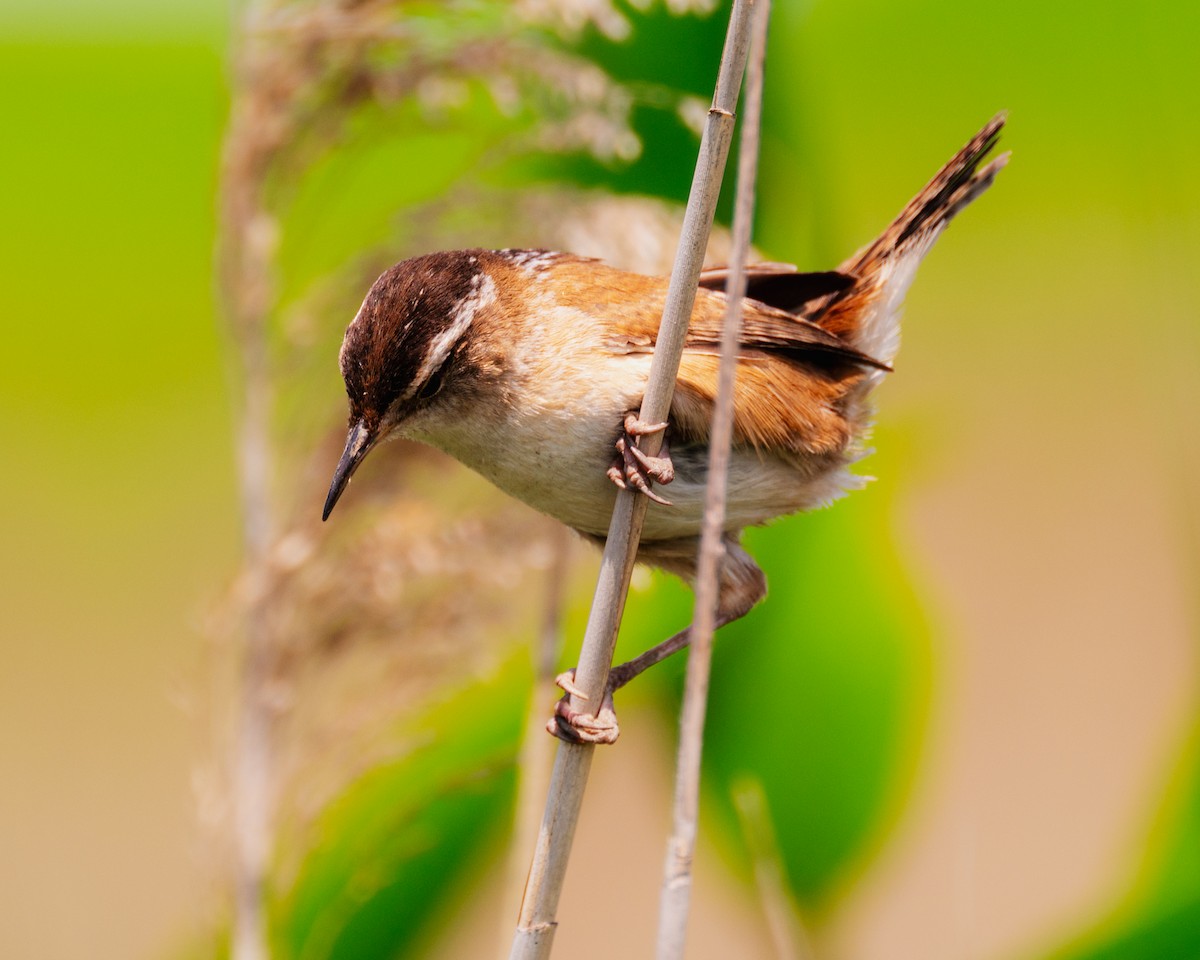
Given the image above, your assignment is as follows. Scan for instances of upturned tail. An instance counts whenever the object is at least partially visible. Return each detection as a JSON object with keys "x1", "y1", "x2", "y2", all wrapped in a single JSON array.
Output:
[{"x1": 814, "y1": 114, "x2": 1009, "y2": 363}]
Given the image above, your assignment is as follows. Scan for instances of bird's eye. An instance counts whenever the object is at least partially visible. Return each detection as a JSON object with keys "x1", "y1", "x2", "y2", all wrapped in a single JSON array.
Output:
[{"x1": 415, "y1": 366, "x2": 446, "y2": 401}]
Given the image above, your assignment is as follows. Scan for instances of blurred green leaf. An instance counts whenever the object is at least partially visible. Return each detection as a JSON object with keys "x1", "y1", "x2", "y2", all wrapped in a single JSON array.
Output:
[
  {"x1": 629, "y1": 486, "x2": 931, "y2": 915},
  {"x1": 1050, "y1": 903, "x2": 1200, "y2": 960},
  {"x1": 527, "y1": 0, "x2": 728, "y2": 205},
  {"x1": 1144, "y1": 730, "x2": 1200, "y2": 912},
  {"x1": 269, "y1": 656, "x2": 530, "y2": 960},
  {"x1": 1041, "y1": 725, "x2": 1200, "y2": 960},
  {"x1": 276, "y1": 86, "x2": 521, "y2": 309}
]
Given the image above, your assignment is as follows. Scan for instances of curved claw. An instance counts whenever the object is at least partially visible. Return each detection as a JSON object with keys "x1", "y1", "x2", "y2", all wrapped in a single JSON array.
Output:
[
  {"x1": 626, "y1": 442, "x2": 674, "y2": 485},
  {"x1": 624, "y1": 466, "x2": 672, "y2": 505},
  {"x1": 606, "y1": 417, "x2": 675, "y2": 505},
  {"x1": 624, "y1": 414, "x2": 669, "y2": 438},
  {"x1": 553, "y1": 668, "x2": 589, "y2": 701}
]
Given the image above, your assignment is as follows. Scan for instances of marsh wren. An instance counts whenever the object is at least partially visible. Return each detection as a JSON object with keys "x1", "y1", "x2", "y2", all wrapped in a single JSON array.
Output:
[{"x1": 323, "y1": 116, "x2": 1007, "y2": 743}]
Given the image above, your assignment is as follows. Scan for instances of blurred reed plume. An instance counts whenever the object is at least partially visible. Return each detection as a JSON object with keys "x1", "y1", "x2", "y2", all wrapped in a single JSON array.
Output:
[{"x1": 212, "y1": 1, "x2": 727, "y2": 956}]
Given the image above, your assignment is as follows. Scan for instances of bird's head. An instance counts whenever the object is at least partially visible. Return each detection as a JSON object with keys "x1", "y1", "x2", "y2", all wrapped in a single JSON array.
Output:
[{"x1": 322, "y1": 249, "x2": 499, "y2": 520}]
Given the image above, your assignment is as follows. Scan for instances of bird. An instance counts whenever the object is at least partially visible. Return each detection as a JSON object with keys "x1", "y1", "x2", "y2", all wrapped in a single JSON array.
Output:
[{"x1": 322, "y1": 115, "x2": 1008, "y2": 744}]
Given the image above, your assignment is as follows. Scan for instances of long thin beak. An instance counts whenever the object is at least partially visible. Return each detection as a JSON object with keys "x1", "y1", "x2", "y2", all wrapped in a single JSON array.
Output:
[{"x1": 322, "y1": 420, "x2": 373, "y2": 521}]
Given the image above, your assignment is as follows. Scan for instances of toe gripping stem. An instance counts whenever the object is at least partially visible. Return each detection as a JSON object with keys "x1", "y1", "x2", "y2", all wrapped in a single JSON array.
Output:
[
  {"x1": 605, "y1": 413, "x2": 675, "y2": 505},
  {"x1": 546, "y1": 669, "x2": 620, "y2": 745}
]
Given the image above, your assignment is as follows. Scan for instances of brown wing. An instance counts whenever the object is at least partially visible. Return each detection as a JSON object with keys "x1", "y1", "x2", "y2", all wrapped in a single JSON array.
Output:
[
  {"x1": 553, "y1": 260, "x2": 879, "y2": 456},
  {"x1": 671, "y1": 351, "x2": 863, "y2": 455},
  {"x1": 684, "y1": 287, "x2": 890, "y2": 372},
  {"x1": 672, "y1": 288, "x2": 872, "y2": 454},
  {"x1": 583, "y1": 264, "x2": 889, "y2": 372}
]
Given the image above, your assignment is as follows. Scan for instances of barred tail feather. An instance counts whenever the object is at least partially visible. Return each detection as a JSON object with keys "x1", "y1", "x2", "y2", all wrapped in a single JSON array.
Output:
[
  {"x1": 852, "y1": 112, "x2": 1008, "y2": 271},
  {"x1": 814, "y1": 113, "x2": 1009, "y2": 364}
]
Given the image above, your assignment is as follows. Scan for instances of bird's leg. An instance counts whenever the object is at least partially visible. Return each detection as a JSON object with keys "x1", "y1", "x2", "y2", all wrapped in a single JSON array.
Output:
[
  {"x1": 547, "y1": 617, "x2": 731, "y2": 745},
  {"x1": 548, "y1": 536, "x2": 767, "y2": 745},
  {"x1": 606, "y1": 412, "x2": 675, "y2": 505}
]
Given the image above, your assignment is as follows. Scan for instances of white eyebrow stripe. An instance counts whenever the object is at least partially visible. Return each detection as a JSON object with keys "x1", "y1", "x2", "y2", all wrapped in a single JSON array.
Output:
[{"x1": 402, "y1": 272, "x2": 497, "y2": 401}]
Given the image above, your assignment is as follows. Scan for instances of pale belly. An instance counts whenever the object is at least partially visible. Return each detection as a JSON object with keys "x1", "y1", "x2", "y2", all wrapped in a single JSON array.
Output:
[{"x1": 410, "y1": 399, "x2": 855, "y2": 543}]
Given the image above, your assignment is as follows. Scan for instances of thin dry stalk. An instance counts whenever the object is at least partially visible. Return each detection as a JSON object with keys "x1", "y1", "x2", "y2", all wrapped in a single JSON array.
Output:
[
  {"x1": 508, "y1": 3, "x2": 756, "y2": 959},
  {"x1": 500, "y1": 526, "x2": 572, "y2": 958},
  {"x1": 227, "y1": 252, "x2": 277, "y2": 960},
  {"x1": 656, "y1": 2, "x2": 770, "y2": 957},
  {"x1": 223, "y1": 104, "x2": 280, "y2": 960},
  {"x1": 732, "y1": 779, "x2": 814, "y2": 960}
]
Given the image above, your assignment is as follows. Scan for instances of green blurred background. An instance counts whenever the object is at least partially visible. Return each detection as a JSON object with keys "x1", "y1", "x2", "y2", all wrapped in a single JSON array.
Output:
[{"x1": 2, "y1": 2, "x2": 1197, "y2": 959}]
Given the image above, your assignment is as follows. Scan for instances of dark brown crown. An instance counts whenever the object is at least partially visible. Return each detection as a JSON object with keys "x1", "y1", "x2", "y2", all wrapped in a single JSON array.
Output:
[{"x1": 339, "y1": 249, "x2": 496, "y2": 428}]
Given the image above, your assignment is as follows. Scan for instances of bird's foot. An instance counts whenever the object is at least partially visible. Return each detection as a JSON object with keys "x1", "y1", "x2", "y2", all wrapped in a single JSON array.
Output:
[
  {"x1": 546, "y1": 669, "x2": 620, "y2": 745},
  {"x1": 605, "y1": 413, "x2": 674, "y2": 506}
]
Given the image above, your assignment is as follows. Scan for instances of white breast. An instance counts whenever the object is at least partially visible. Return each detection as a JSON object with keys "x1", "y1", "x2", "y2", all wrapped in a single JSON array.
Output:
[{"x1": 403, "y1": 300, "x2": 645, "y2": 536}]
